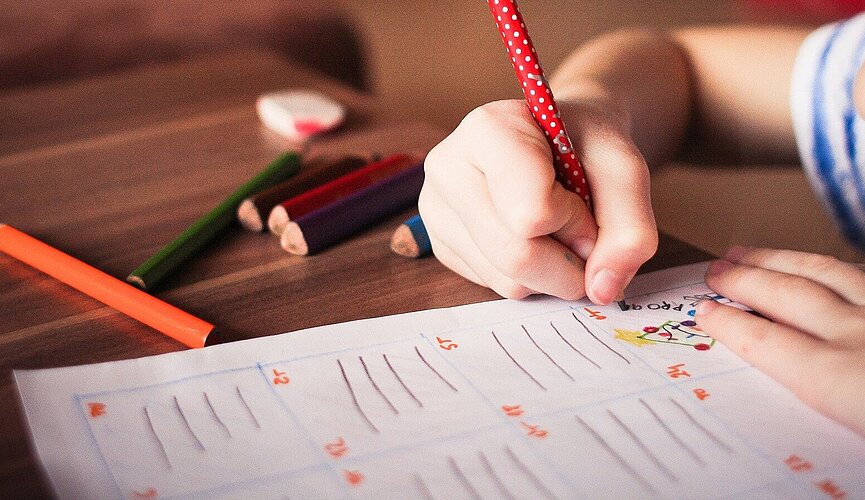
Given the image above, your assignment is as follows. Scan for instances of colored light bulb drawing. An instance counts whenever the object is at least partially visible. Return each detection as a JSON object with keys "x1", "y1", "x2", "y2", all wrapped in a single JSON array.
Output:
[{"x1": 615, "y1": 319, "x2": 715, "y2": 351}]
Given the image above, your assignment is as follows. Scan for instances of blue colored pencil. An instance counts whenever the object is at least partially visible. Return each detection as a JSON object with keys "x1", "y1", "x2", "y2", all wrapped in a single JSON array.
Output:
[{"x1": 390, "y1": 214, "x2": 432, "y2": 258}]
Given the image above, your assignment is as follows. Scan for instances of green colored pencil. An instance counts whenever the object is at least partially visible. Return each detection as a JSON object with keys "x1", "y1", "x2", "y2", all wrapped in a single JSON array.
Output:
[{"x1": 128, "y1": 151, "x2": 302, "y2": 290}]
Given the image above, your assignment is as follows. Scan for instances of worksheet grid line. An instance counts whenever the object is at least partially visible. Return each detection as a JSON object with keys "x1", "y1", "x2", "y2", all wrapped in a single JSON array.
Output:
[
  {"x1": 161, "y1": 462, "x2": 335, "y2": 500},
  {"x1": 522, "y1": 365, "x2": 752, "y2": 424},
  {"x1": 419, "y1": 334, "x2": 585, "y2": 496},
  {"x1": 571, "y1": 305, "x2": 813, "y2": 497},
  {"x1": 77, "y1": 336, "x2": 414, "y2": 400},
  {"x1": 253, "y1": 362, "x2": 353, "y2": 500},
  {"x1": 72, "y1": 394, "x2": 124, "y2": 500},
  {"x1": 74, "y1": 282, "x2": 805, "y2": 499}
]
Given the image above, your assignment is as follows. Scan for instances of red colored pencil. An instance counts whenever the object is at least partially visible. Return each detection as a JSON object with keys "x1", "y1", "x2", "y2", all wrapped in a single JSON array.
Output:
[
  {"x1": 267, "y1": 153, "x2": 418, "y2": 236},
  {"x1": 486, "y1": 0, "x2": 591, "y2": 207},
  {"x1": 280, "y1": 161, "x2": 425, "y2": 255}
]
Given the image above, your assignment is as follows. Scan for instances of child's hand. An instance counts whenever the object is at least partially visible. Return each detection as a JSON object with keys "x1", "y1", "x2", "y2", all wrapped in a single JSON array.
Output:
[
  {"x1": 419, "y1": 99, "x2": 657, "y2": 303},
  {"x1": 696, "y1": 246, "x2": 865, "y2": 436}
]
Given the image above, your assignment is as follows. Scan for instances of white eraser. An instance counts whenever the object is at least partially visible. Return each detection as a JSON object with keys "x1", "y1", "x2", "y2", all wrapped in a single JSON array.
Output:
[{"x1": 256, "y1": 90, "x2": 346, "y2": 140}]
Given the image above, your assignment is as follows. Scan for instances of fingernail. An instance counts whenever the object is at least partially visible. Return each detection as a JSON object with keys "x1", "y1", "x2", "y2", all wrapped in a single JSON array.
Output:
[
  {"x1": 695, "y1": 299, "x2": 718, "y2": 316},
  {"x1": 590, "y1": 268, "x2": 625, "y2": 305},
  {"x1": 574, "y1": 237, "x2": 595, "y2": 261},
  {"x1": 706, "y1": 259, "x2": 733, "y2": 276},
  {"x1": 724, "y1": 245, "x2": 751, "y2": 263}
]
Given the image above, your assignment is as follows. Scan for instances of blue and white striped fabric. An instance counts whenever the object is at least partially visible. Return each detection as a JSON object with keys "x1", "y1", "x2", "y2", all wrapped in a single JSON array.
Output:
[{"x1": 791, "y1": 13, "x2": 865, "y2": 251}]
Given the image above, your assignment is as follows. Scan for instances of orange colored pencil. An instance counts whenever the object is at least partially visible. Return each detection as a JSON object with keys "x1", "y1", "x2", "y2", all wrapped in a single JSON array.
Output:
[{"x1": 0, "y1": 224, "x2": 215, "y2": 348}]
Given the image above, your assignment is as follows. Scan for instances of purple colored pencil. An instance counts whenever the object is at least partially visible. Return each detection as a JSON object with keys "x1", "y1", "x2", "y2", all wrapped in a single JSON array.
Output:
[{"x1": 280, "y1": 161, "x2": 424, "y2": 255}]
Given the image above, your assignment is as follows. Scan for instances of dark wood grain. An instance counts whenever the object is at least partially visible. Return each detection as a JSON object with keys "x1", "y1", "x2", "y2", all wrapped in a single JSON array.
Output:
[{"x1": 0, "y1": 50, "x2": 710, "y2": 498}]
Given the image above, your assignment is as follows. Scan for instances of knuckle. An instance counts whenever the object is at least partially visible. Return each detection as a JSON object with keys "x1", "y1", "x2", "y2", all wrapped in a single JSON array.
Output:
[
  {"x1": 461, "y1": 101, "x2": 508, "y2": 131},
  {"x1": 803, "y1": 253, "x2": 842, "y2": 274},
  {"x1": 416, "y1": 188, "x2": 441, "y2": 229},
  {"x1": 738, "y1": 319, "x2": 770, "y2": 358},
  {"x1": 497, "y1": 239, "x2": 537, "y2": 278},
  {"x1": 462, "y1": 100, "x2": 542, "y2": 142},
  {"x1": 492, "y1": 281, "x2": 533, "y2": 300},
  {"x1": 507, "y1": 197, "x2": 557, "y2": 238},
  {"x1": 423, "y1": 142, "x2": 449, "y2": 178},
  {"x1": 610, "y1": 226, "x2": 659, "y2": 262}
]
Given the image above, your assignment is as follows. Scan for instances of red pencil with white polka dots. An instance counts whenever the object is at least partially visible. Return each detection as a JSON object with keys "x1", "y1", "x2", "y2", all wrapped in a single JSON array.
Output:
[{"x1": 486, "y1": 0, "x2": 591, "y2": 207}]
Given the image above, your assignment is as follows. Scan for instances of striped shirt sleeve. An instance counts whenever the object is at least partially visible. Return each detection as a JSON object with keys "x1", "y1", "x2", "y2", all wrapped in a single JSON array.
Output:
[{"x1": 791, "y1": 13, "x2": 865, "y2": 251}]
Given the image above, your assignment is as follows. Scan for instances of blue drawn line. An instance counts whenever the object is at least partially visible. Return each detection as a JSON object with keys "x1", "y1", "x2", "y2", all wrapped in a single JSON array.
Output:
[
  {"x1": 79, "y1": 365, "x2": 256, "y2": 399},
  {"x1": 459, "y1": 363, "x2": 749, "y2": 432},
  {"x1": 571, "y1": 306, "x2": 812, "y2": 497},
  {"x1": 73, "y1": 394, "x2": 124, "y2": 500},
  {"x1": 254, "y1": 362, "x2": 353, "y2": 499},
  {"x1": 79, "y1": 338, "x2": 417, "y2": 401},
  {"x1": 258, "y1": 336, "x2": 416, "y2": 369},
  {"x1": 419, "y1": 334, "x2": 584, "y2": 497},
  {"x1": 163, "y1": 461, "x2": 335, "y2": 500},
  {"x1": 312, "y1": 421, "x2": 507, "y2": 470}
]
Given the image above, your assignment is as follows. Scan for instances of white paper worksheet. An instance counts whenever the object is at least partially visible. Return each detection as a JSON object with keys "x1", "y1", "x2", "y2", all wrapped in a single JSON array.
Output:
[{"x1": 15, "y1": 263, "x2": 865, "y2": 499}]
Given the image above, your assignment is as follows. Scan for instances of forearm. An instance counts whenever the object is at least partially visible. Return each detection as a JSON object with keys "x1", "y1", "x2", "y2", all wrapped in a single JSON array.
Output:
[
  {"x1": 550, "y1": 26, "x2": 812, "y2": 167},
  {"x1": 550, "y1": 29, "x2": 690, "y2": 168},
  {"x1": 674, "y1": 26, "x2": 809, "y2": 164}
]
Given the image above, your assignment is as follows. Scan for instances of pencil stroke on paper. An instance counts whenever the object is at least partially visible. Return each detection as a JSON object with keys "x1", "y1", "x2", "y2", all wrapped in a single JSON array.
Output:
[
  {"x1": 491, "y1": 330, "x2": 548, "y2": 391},
  {"x1": 522, "y1": 324, "x2": 574, "y2": 381},
  {"x1": 571, "y1": 312, "x2": 631, "y2": 364},
  {"x1": 359, "y1": 355, "x2": 399, "y2": 415},
  {"x1": 337, "y1": 358, "x2": 380, "y2": 434},
  {"x1": 383, "y1": 353, "x2": 423, "y2": 408}
]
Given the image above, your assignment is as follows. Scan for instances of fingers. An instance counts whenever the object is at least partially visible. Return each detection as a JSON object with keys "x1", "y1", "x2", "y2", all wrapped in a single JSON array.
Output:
[
  {"x1": 419, "y1": 187, "x2": 534, "y2": 299},
  {"x1": 422, "y1": 166, "x2": 586, "y2": 299},
  {"x1": 704, "y1": 259, "x2": 865, "y2": 340},
  {"x1": 422, "y1": 101, "x2": 594, "y2": 300},
  {"x1": 694, "y1": 300, "x2": 830, "y2": 407},
  {"x1": 725, "y1": 246, "x2": 865, "y2": 306},
  {"x1": 426, "y1": 235, "x2": 486, "y2": 288},
  {"x1": 422, "y1": 98, "x2": 655, "y2": 303},
  {"x1": 569, "y1": 112, "x2": 658, "y2": 304},
  {"x1": 460, "y1": 101, "x2": 598, "y2": 248}
]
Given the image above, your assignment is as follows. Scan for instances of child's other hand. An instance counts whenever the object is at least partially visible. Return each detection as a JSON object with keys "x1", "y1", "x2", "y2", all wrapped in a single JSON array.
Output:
[
  {"x1": 696, "y1": 246, "x2": 865, "y2": 436},
  {"x1": 419, "y1": 99, "x2": 657, "y2": 303}
]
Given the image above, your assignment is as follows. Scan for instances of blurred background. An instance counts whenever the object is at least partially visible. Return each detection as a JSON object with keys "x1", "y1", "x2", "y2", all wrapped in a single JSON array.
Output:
[{"x1": 2, "y1": 0, "x2": 862, "y2": 261}]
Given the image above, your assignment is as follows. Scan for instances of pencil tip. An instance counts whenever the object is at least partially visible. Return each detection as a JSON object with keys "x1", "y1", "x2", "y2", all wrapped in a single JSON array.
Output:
[
  {"x1": 267, "y1": 206, "x2": 289, "y2": 236},
  {"x1": 280, "y1": 223, "x2": 309, "y2": 255},
  {"x1": 616, "y1": 299, "x2": 628, "y2": 311},
  {"x1": 127, "y1": 275, "x2": 147, "y2": 290},
  {"x1": 390, "y1": 225, "x2": 419, "y2": 258},
  {"x1": 237, "y1": 200, "x2": 264, "y2": 232}
]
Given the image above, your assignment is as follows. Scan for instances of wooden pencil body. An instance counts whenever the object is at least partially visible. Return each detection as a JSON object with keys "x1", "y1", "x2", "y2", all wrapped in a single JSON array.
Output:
[
  {"x1": 275, "y1": 153, "x2": 416, "y2": 222},
  {"x1": 286, "y1": 162, "x2": 424, "y2": 254},
  {"x1": 128, "y1": 151, "x2": 301, "y2": 290},
  {"x1": 240, "y1": 155, "x2": 369, "y2": 232},
  {"x1": 391, "y1": 214, "x2": 432, "y2": 258}
]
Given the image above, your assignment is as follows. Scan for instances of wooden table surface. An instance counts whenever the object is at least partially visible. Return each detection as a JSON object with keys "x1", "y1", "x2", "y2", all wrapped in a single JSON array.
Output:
[{"x1": 0, "y1": 49, "x2": 710, "y2": 498}]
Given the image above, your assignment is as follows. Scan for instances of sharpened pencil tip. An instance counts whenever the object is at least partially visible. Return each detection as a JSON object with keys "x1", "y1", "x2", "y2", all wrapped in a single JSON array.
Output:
[
  {"x1": 267, "y1": 206, "x2": 289, "y2": 236},
  {"x1": 237, "y1": 199, "x2": 264, "y2": 232},
  {"x1": 280, "y1": 222, "x2": 309, "y2": 256},
  {"x1": 127, "y1": 275, "x2": 147, "y2": 290},
  {"x1": 390, "y1": 224, "x2": 420, "y2": 258},
  {"x1": 616, "y1": 299, "x2": 628, "y2": 311}
]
